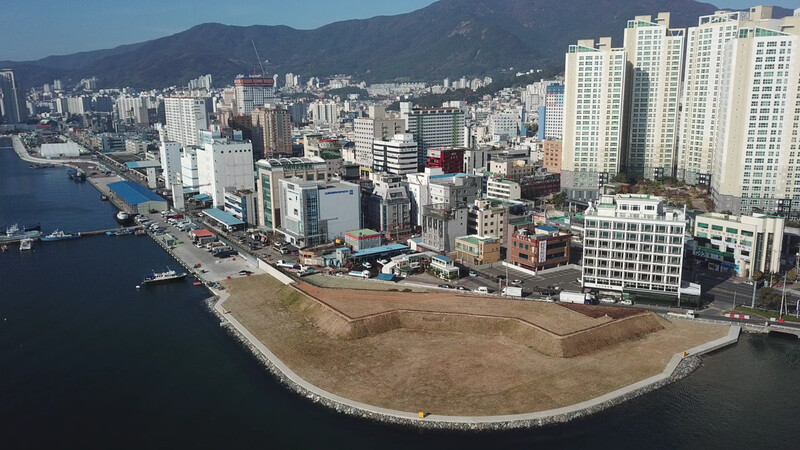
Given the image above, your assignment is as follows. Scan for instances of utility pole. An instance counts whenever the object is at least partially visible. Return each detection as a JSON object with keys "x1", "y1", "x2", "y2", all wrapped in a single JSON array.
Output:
[{"x1": 751, "y1": 275, "x2": 757, "y2": 309}]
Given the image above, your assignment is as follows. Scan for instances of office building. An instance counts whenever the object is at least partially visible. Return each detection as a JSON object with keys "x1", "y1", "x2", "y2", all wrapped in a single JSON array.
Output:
[
  {"x1": 402, "y1": 103, "x2": 466, "y2": 170},
  {"x1": 224, "y1": 189, "x2": 257, "y2": 226},
  {"x1": 467, "y1": 198, "x2": 507, "y2": 239},
  {"x1": 425, "y1": 147, "x2": 464, "y2": 174},
  {"x1": 164, "y1": 96, "x2": 208, "y2": 147},
  {"x1": 353, "y1": 115, "x2": 404, "y2": 167},
  {"x1": 251, "y1": 106, "x2": 292, "y2": 159},
  {"x1": 487, "y1": 112, "x2": 519, "y2": 138},
  {"x1": 562, "y1": 38, "x2": 627, "y2": 201},
  {"x1": 624, "y1": 13, "x2": 685, "y2": 180},
  {"x1": 487, "y1": 177, "x2": 522, "y2": 201},
  {"x1": 692, "y1": 212, "x2": 784, "y2": 277},
  {"x1": 406, "y1": 168, "x2": 481, "y2": 226},
  {"x1": 508, "y1": 225, "x2": 572, "y2": 271},
  {"x1": 196, "y1": 139, "x2": 254, "y2": 207},
  {"x1": 420, "y1": 204, "x2": 468, "y2": 253},
  {"x1": 277, "y1": 179, "x2": 361, "y2": 247},
  {"x1": 255, "y1": 156, "x2": 333, "y2": 230},
  {"x1": 582, "y1": 194, "x2": 693, "y2": 302},
  {"x1": 362, "y1": 172, "x2": 412, "y2": 235},
  {"x1": 0, "y1": 69, "x2": 22, "y2": 123},
  {"x1": 542, "y1": 140, "x2": 562, "y2": 174},
  {"x1": 234, "y1": 74, "x2": 277, "y2": 116},
  {"x1": 372, "y1": 133, "x2": 419, "y2": 175},
  {"x1": 181, "y1": 147, "x2": 200, "y2": 191}
]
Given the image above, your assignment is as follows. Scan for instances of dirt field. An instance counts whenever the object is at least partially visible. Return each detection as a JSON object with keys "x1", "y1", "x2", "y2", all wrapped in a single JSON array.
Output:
[{"x1": 221, "y1": 274, "x2": 729, "y2": 416}]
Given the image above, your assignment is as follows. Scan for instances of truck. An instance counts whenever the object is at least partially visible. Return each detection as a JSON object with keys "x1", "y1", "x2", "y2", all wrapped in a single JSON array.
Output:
[
  {"x1": 276, "y1": 260, "x2": 301, "y2": 271},
  {"x1": 559, "y1": 291, "x2": 591, "y2": 304},
  {"x1": 348, "y1": 270, "x2": 371, "y2": 279},
  {"x1": 501, "y1": 286, "x2": 523, "y2": 298},
  {"x1": 667, "y1": 310, "x2": 696, "y2": 319}
]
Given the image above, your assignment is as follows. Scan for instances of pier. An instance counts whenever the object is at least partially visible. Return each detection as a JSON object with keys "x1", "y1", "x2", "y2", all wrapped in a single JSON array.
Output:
[{"x1": 1, "y1": 227, "x2": 143, "y2": 245}]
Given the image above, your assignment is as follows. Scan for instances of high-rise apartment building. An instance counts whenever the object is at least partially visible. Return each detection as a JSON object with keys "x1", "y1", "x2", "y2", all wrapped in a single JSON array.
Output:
[
  {"x1": 234, "y1": 75, "x2": 277, "y2": 116},
  {"x1": 543, "y1": 84, "x2": 564, "y2": 140},
  {"x1": 624, "y1": 13, "x2": 685, "y2": 181},
  {"x1": 562, "y1": 38, "x2": 627, "y2": 201},
  {"x1": 677, "y1": 10, "x2": 770, "y2": 185},
  {"x1": 309, "y1": 101, "x2": 339, "y2": 124},
  {"x1": 164, "y1": 96, "x2": 208, "y2": 147},
  {"x1": 712, "y1": 12, "x2": 800, "y2": 216},
  {"x1": 0, "y1": 69, "x2": 22, "y2": 124},
  {"x1": 402, "y1": 103, "x2": 466, "y2": 170},
  {"x1": 251, "y1": 106, "x2": 292, "y2": 159},
  {"x1": 372, "y1": 133, "x2": 419, "y2": 175}
]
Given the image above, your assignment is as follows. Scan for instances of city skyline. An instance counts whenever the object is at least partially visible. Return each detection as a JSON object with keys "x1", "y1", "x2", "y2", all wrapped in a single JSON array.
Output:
[{"x1": 2, "y1": 0, "x2": 798, "y2": 62}]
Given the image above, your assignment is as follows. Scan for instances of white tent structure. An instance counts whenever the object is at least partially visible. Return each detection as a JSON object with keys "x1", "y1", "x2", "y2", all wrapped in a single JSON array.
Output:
[{"x1": 41, "y1": 142, "x2": 80, "y2": 158}]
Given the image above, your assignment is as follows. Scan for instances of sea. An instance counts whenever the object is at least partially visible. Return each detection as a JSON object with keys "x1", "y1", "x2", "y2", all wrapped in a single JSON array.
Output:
[{"x1": 1, "y1": 138, "x2": 798, "y2": 449}]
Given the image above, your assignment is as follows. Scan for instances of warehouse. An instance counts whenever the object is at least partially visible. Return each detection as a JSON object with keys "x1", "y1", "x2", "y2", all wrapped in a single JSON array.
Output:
[
  {"x1": 108, "y1": 181, "x2": 168, "y2": 214},
  {"x1": 41, "y1": 142, "x2": 81, "y2": 158}
]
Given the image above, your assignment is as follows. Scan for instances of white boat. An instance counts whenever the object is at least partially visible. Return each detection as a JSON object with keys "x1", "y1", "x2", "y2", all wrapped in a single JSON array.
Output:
[
  {"x1": 19, "y1": 238, "x2": 33, "y2": 251},
  {"x1": 142, "y1": 267, "x2": 188, "y2": 284}
]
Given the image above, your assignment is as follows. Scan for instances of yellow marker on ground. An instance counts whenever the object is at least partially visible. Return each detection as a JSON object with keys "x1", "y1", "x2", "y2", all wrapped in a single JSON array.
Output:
[{"x1": 418, "y1": 412, "x2": 425, "y2": 418}]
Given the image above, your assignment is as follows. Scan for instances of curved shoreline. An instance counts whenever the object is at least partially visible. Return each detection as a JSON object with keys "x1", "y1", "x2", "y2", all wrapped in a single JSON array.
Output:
[{"x1": 207, "y1": 291, "x2": 740, "y2": 430}]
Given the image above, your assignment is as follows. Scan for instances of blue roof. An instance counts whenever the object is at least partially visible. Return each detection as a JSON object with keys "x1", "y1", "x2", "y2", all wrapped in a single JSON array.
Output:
[
  {"x1": 430, "y1": 173, "x2": 470, "y2": 180},
  {"x1": 202, "y1": 208, "x2": 245, "y2": 227},
  {"x1": 193, "y1": 193, "x2": 211, "y2": 201},
  {"x1": 125, "y1": 161, "x2": 161, "y2": 169},
  {"x1": 433, "y1": 255, "x2": 453, "y2": 262},
  {"x1": 537, "y1": 225, "x2": 558, "y2": 232},
  {"x1": 108, "y1": 181, "x2": 166, "y2": 205},
  {"x1": 376, "y1": 273, "x2": 395, "y2": 281},
  {"x1": 409, "y1": 237, "x2": 423, "y2": 243},
  {"x1": 352, "y1": 243, "x2": 409, "y2": 258}
]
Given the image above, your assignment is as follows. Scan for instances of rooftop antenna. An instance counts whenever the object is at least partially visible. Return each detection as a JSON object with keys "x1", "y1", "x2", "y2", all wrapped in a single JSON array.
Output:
[{"x1": 251, "y1": 40, "x2": 267, "y2": 77}]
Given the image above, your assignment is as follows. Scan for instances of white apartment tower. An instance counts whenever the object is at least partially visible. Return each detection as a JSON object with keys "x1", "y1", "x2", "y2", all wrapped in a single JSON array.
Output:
[
  {"x1": 164, "y1": 96, "x2": 208, "y2": 147},
  {"x1": 712, "y1": 12, "x2": 800, "y2": 216},
  {"x1": 562, "y1": 38, "x2": 627, "y2": 201},
  {"x1": 624, "y1": 13, "x2": 685, "y2": 181},
  {"x1": 677, "y1": 9, "x2": 770, "y2": 185},
  {"x1": 402, "y1": 103, "x2": 466, "y2": 170},
  {"x1": 372, "y1": 133, "x2": 419, "y2": 175},
  {"x1": 353, "y1": 112, "x2": 404, "y2": 167},
  {"x1": 196, "y1": 139, "x2": 255, "y2": 208}
]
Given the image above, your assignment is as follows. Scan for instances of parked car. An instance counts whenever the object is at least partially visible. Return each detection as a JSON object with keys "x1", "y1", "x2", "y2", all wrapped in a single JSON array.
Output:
[
  {"x1": 438, "y1": 284, "x2": 453, "y2": 289},
  {"x1": 511, "y1": 279, "x2": 523, "y2": 286},
  {"x1": 469, "y1": 270, "x2": 478, "y2": 277},
  {"x1": 456, "y1": 286, "x2": 469, "y2": 291},
  {"x1": 238, "y1": 270, "x2": 253, "y2": 275},
  {"x1": 377, "y1": 259, "x2": 390, "y2": 265},
  {"x1": 362, "y1": 262, "x2": 372, "y2": 269}
]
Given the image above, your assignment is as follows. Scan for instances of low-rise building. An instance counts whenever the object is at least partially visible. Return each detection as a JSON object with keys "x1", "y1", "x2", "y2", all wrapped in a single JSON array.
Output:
[
  {"x1": 223, "y1": 189, "x2": 257, "y2": 226},
  {"x1": 582, "y1": 194, "x2": 695, "y2": 303},
  {"x1": 344, "y1": 229, "x2": 382, "y2": 251},
  {"x1": 508, "y1": 225, "x2": 571, "y2": 271},
  {"x1": 486, "y1": 177, "x2": 522, "y2": 201},
  {"x1": 542, "y1": 140, "x2": 562, "y2": 174},
  {"x1": 426, "y1": 147, "x2": 465, "y2": 174},
  {"x1": 467, "y1": 198, "x2": 508, "y2": 239},
  {"x1": 693, "y1": 212, "x2": 784, "y2": 277},
  {"x1": 455, "y1": 235, "x2": 501, "y2": 265},
  {"x1": 429, "y1": 254, "x2": 460, "y2": 280},
  {"x1": 420, "y1": 204, "x2": 467, "y2": 253}
]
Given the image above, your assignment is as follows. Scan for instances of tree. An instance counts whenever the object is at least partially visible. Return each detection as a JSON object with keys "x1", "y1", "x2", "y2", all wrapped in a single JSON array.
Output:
[
  {"x1": 612, "y1": 172, "x2": 629, "y2": 183},
  {"x1": 758, "y1": 287, "x2": 781, "y2": 309},
  {"x1": 752, "y1": 269, "x2": 764, "y2": 281},
  {"x1": 551, "y1": 192, "x2": 567, "y2": 209},
  {"x1": 787, "y1": 269, "x2": 798, "y2": 283}
]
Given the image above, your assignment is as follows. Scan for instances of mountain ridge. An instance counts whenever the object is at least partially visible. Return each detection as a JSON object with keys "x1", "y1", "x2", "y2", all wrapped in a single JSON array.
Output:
[{"x1": 1, "y1": 1, "x2": 793, "y2": 90}]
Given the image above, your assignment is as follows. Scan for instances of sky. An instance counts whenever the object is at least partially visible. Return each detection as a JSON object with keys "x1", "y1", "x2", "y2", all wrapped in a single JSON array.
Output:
[{"x1": 1, "y1": 0, "x2": 798, "y2": 62}]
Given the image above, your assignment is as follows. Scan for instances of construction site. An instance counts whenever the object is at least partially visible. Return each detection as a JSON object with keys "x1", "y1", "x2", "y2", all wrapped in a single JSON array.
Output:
[{"x1": 220, "y1": 274, "x2": 729, "y2": 416}]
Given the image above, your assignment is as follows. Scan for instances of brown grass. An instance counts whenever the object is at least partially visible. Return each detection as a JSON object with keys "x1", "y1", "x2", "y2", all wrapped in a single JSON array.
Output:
[{"x1": 221, "y1": 274, "x2": 729, "y2": 416}]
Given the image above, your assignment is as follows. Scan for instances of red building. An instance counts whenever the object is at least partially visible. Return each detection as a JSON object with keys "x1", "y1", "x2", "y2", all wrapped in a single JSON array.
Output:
[
  {"x1": 425, "y1": 147, "x2": 465, "y2": 174},
  {"x1": 508, "y1": 225, "x2": 571, "y2": 271}
]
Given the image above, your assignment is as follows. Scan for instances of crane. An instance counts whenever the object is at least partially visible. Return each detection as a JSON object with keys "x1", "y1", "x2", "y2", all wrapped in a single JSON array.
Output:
[{"x1": 251, "y1": 40, "x2": 268, "y2": 77}]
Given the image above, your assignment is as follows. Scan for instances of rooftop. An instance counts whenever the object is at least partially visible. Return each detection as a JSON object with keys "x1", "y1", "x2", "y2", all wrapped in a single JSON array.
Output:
[
  {"x1": 202, "y1": 208, "x2": 245, "y2": 227},
  {"x1": 108, "y1": 181, "x2": 166, "y2": 205},
  {"x1": 124, "y1": 160, "x2": 161, "y2": 169},
  {"x1": 345, "y1": 229, "x2": 380, "y2": 238},
  {"x1": 352, "y1": 243, "x2": 409, "y2": 258}
]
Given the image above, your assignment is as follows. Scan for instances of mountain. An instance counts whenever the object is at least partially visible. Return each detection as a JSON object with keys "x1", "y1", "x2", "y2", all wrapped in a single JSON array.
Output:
[{"x1": 1, "y1": 0, "x2": 795, "y2": 90}]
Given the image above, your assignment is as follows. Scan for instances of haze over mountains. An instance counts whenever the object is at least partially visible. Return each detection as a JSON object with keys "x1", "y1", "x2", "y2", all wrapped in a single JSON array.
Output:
[{"x1": 1, "y1": 0, "x2": 793, "y2": 89}]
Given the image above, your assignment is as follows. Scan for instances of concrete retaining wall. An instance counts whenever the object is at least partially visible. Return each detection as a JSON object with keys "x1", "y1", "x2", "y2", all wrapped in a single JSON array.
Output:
[{"x1": 257, "y1": 259, "x2": 295, "y2": 285}]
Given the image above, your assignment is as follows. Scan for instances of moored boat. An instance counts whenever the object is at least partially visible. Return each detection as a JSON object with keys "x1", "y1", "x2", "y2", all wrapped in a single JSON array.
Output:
[
  {"x1": 19, "y1": 238, "x2": 32, "y2": 251},
  {"x1": 0, "y1": 224, "x2": 43, "y2": 242},
  {"x1": 106, "y1": 227, "x2": 136, "y2": 236},
  {"x1": 115, "y1": 211, "x2": 135, "y2": 225},
  {"x1": 41, "y1": 230, "x2": 82, "y2": 241},
  {"x1": 142, "y1": 268, "x2": 188, "y2": 285}
]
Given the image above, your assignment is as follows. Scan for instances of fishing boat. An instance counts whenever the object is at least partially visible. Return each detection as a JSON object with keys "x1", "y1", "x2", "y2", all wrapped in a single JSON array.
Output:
[
  {"x1": 115, "y1": 211, "x2": 135, "y2": 225},
  {"x1": 19, "y1": 238, "x2": 33, "y2": 251},
  {"x1": 142, "y1": 268, "x2": 188, "y2": 285},
  {"x1": 106, "y1": 227, "x2": 135, "y2": 236},
  {"x1": 41, "y1": 230, "x2": 82, "y2": 241}
]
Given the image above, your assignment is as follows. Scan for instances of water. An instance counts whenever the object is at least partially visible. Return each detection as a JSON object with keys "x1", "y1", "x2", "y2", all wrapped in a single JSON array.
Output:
[{"x1": 1, "y1": 139, "x2": 798, "y2": 448}]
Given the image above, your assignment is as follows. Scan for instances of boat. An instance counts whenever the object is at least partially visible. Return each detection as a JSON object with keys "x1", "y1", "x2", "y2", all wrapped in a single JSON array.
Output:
[
  {"x1": 134, "y1": 229, "x2": 147, "y2": 236},
  {"x1": 100, "y1": 194, "x2": 109, "y2": 201},
  {"x1": 1, "y1": 244, "x2": 8, "y2": 252},
  {"x1": 66, "y1": 168, "x2": 77, "y2": 179},
  {"x1": 106, "y1": 227, "x2": 135, "y2": 236},
  {"x1": 19, "y1": 238, "x2": 32, "y2": 251},
  {"x1": 74, "y1": 171, "x2": 86, "y2": 182},
  {"x1": 115, "y1": 211, "x2": 135, "y2": 226},
  {"x1": 142, "y1": 268, "x2": 188, "y2": 285},
  {"x1": 41, "y1": 230, "x2": 82, "y2": 241},
  {"x1": 22, "y1": 223, "x2": 41, "y2": 232},
  {"x1": 0, "y1": 224, "x2": 43, "y2": 242}
]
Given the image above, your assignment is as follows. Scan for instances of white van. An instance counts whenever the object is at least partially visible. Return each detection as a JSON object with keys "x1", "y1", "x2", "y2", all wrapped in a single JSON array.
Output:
[{"x1": 474, "y1": 286, "x2": 490, "y2": 294}]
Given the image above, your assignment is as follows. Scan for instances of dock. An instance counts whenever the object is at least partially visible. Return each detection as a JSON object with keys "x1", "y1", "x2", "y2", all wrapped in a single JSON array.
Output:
[{"x1": 1, "y1": 226, "x2": 143, "y2": 245}]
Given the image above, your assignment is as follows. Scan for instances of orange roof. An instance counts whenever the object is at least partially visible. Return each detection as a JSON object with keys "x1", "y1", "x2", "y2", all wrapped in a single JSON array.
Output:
[{"x1": 191, "y1": 229, "x2": 214, "y2": 238}]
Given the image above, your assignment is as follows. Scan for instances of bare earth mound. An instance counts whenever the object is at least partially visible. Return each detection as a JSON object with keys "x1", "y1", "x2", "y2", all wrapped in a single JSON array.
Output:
[{"x1": 221, "y1": 274, "x2": 728, "y2": 416}]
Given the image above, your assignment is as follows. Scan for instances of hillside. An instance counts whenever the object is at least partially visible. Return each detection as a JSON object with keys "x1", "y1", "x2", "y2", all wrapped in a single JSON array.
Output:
[{"x1": 1, "y1": 0, "x2": 793, "y2": 89}]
